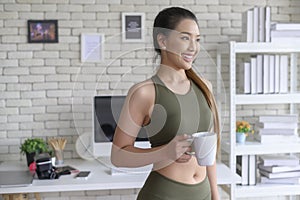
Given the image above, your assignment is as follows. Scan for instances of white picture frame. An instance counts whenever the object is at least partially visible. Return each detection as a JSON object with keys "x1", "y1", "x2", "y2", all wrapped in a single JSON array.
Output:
[
  {"x1": 81, "y1": 33, "x2": 104, "y2": 63},
  {"x1": 122, "y1": 12, "x2": 145, "y2": 43}
]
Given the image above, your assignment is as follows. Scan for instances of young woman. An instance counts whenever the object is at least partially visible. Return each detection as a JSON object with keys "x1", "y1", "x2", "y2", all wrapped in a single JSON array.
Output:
[{"x1": 111, "y1": 7, "x2": 220, "y2": 200}]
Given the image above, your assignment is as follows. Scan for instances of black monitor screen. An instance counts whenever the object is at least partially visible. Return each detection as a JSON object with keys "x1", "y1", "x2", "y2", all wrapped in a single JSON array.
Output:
[{"x1": 94, "y1": 96, "x2": 148, "y2": 142}]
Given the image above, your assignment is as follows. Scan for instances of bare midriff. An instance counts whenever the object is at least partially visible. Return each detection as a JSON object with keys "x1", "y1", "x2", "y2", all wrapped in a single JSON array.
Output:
[{"x1": 155, "y1": 157, "x2": 206, "y2": 184}]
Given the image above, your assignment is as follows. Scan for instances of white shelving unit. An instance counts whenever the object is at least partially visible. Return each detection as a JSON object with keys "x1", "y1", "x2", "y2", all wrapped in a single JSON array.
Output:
[{"x1": 217, "y1": 41, "x2": 300, "y2": 199}]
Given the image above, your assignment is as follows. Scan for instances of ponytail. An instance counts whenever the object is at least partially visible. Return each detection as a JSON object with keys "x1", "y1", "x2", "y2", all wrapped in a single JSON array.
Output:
[{"x1": 186, "y1": 68, "x2": 220, "y2": 152}]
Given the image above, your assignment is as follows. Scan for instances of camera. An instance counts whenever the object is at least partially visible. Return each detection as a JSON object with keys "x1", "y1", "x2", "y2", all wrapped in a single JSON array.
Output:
[{"x1": 35, "y1": 153, "x2": 58, "y2": 179}]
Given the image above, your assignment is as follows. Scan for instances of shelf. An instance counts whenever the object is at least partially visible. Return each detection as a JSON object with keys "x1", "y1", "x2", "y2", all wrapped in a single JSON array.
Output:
[
  {"x1": 236, "y1": 184, "x2": 300, "y2": 198},
  {"x1": 222, "y1": 140, "x2": 300, "y2": 156},
  {"x1": 235, "y1": 93, "x2": 300, "y2": 104},
  {"x1": 218, "y1": 40, "x2": 300, "y2": 199}
]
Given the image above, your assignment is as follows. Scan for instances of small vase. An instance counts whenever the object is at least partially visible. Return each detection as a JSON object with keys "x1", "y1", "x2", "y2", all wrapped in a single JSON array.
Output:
[
  {"x1": 26, "y1": 152, "x2": 36, "y2": 166},
  {"x1": 236, "y1": 132, "x2": 246, "y2": 144}
]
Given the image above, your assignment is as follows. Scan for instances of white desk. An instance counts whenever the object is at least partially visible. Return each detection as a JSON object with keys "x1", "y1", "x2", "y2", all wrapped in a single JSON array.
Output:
[{"x1": 0, "y1": 159, "x2": 240, "y2": 194}]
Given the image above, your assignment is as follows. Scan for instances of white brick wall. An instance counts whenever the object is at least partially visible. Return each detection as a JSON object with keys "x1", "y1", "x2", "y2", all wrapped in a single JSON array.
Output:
[{"x1": 0, "y1": 1, "x2": 299, "y2": 199}]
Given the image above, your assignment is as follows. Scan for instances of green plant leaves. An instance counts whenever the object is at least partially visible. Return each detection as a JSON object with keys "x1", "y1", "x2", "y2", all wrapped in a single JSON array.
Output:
[{"x1": 20, "y1": 138, "x2": 50, "y2": 155}]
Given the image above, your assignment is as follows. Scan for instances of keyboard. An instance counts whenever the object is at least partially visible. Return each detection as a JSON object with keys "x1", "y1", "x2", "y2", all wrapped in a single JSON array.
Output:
[{"x1": 97, "y1": 156, "x2": 152, "y2": 175}]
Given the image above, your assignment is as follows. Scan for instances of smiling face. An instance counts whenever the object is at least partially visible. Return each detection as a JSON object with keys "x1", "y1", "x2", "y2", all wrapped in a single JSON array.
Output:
[{"x1": 159, "y1": 19, "x2": 200, "y2": 70}]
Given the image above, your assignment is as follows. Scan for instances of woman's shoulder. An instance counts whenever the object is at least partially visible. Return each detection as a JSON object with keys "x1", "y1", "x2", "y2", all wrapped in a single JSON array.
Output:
[{"x1": 127, "y1": 78, "x2": 155, "y2": 104}]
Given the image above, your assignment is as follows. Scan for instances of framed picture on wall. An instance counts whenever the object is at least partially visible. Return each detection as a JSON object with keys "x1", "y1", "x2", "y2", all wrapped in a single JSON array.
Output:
[
  {"x1": 81, "y1": 33, "x2": 105, "y2": 63},
  {"x1": 122, "y1": 13, "x2": 145, "y2": 43},
  {"x1": 27, "y1": 20, "x2": 58, "y2": 43}
]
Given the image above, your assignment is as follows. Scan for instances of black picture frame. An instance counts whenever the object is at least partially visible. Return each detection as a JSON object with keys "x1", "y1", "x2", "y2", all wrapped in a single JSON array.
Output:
[
  {"x1": 27, "y1": 20, "x2": 58, "y2": 43},
  {"x1": 122, "y1": 13, "x2": 145, "y2": 43}
]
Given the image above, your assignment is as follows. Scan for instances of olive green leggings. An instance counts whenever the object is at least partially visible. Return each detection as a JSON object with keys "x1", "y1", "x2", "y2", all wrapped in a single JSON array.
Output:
[{"x1": 137, "y1": 171, "x2": 211, "y2": 200}]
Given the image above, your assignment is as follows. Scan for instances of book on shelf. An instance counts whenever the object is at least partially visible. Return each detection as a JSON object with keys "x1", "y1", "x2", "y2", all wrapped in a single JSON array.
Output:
[
  {"x1": 261, "y1": 176, "x2": 300, "y2": 184},
  {"x1": 241, "y1": 53, "x2": 293, "y2": 95},
  {"x1": 259, "y1": 155, "x2": 300, "y2": 167},
  {"x1": 256, "y1": 55, "x2": 263, "y2": 94},
  {"x1": 254, "y1": 134, "x2": 299, "y2": 144},
  {"x1": 248, "y1": 155, "x2": 257, "y2": 185},
  {"x1": 242, "y1": 6, "x2": 271, "y2": 43},
  {"x1": 279, "y1": 55, "x2": 288, "y2": 93},
  {"x1": 258, "y1": 164, "x2": 300, "y2": 173},
  {"x1": 258, "y1": 114, "x2": 298, "y2": 123},
  {"x1": 271, "y1": 23, "x2": 300, "y2": 31},
  {"x1": 271, "y1": 30, "x2": 300, "y2": 37},
  {"x1": 274, "y1": 55, "x2": 280, "y2": 93},
  {"x1": 263, "y1": 55, "x2": 269, "y2": 94},
  {"x1": 253, "y1": 7, "x2": 259, "y2": 42},
  {"x1": 268, "y1": 55, "x2": 275, "y2": 93},
  {"x1": 260, "y1": 169, "x2": 300, "y2": 179},
  {"x1": 242, "y1": 9, "x2": 253, "y2": 42},
  {"x1": 271, "y1": 37, "x2": 300, "y2": 43},
  {"x1": 258, "y1": 128, "x2": 297, "y2": 135},
  {"x1": 250, "y1": 57, "x2": 257, "y2": 94},
  {"x1": 236, "y1": 155, "x2": 249, "y2": 185},
  {"x1": 238, "y1": 62, "x2": 251, "y2": 94},
  {"x1": 256, "y1": 121, "x2": 298, "y2": 129},
  {"x1": 265, "y1": 6, "x2": 271, "y2": 42},
  {"x1": 258, "y1": 7, "x2": 265, "y2": 42}
]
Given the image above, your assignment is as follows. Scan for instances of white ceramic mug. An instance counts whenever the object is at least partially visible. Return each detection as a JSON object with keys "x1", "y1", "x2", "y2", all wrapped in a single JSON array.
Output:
[{"x1": 191, "y1": 132, "x2": 217, "y2": 166}]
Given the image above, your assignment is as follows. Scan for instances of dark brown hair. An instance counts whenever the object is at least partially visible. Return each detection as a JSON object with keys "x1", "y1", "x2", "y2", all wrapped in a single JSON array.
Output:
[{"x1": 153, "y1": 7, "x2": 220, "y2": 151}]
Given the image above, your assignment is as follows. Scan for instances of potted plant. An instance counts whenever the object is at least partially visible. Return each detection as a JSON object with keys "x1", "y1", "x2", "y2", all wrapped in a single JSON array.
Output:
[
  {"x1": 20, "y1": 138, "x2": 51, "y2": 166},
  {"x1": 236, "y1": 121, "x2": 253, "y2": 143}
]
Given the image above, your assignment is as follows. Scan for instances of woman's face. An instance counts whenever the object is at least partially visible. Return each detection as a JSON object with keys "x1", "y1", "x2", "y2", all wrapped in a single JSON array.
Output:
[{"x1": 162, "y1": 19, "x2": 200, "y2": 70}]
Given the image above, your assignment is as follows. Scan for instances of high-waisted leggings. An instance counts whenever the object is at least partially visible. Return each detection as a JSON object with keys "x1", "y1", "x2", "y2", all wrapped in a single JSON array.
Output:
[{"x1": 137, "y1": 171, "x2": 211, "y2": 200}]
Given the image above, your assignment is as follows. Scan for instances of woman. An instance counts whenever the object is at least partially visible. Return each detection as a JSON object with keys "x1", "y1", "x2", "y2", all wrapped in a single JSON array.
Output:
[{"x1": 111, "y1": 7, "x2": 220, "y2": 200}]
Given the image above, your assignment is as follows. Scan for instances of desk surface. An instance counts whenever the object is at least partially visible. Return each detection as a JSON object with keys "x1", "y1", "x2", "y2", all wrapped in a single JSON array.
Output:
[{"x1": 0, "y1": 159, "x2": 240, "y2": 194}]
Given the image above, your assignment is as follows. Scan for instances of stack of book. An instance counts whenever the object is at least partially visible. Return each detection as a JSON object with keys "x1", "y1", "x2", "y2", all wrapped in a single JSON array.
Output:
[
  {"x1": 239, "y1": 54, "x2": 288, "y2": 94},
  {"x1": 242, "y1": 6, "x2": 271, "y2": 42},
  {"x1": 242, "y1": 6, "x2": 300, "y2": 43},
  {"x1": 271, "y1": 23, "x2": 300, "y2": 43},
  {"x1": 236, "y1": 155, "x2": 257, "y2": 185},
  {"x1": 254, "y1": 114, "x2": 299, "y2": 144},
  {"x1": 259, "y1": 154, "x2": 300, "y2": 184}
]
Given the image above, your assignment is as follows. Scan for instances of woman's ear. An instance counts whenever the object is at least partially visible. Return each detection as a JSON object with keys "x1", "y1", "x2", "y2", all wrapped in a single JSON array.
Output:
[{"x1": 156, "y1": 33, "x2": 167, "y2": 50}]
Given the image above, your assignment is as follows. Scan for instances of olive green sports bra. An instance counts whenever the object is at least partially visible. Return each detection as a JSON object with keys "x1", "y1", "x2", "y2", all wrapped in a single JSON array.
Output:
[{"x1": 145, "y1": 75, "x2": 213, "y2": 148}]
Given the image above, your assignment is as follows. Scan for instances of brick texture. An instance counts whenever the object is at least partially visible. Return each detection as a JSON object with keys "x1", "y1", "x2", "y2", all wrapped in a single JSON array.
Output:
[{"x1": 0, "y1": 1, "x2": 298, "y2": 200}]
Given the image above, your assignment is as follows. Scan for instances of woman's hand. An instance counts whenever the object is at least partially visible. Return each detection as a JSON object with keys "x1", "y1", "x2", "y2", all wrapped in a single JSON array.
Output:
[
  {"x1": 165, "y1": 134, "x2": 193, "y2": 163},
  {"x1": 176, "y1": 150, "x2": 193, "y2": 163}
]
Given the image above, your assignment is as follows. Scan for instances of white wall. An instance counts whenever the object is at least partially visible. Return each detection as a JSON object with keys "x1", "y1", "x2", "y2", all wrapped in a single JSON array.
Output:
[{"x1": 0, "y1": 0, "x2": 299, "y2": 199}]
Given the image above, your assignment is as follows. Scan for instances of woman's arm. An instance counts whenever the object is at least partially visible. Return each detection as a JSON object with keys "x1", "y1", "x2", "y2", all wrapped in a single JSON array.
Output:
[
  {"x1": 207, "y1": 162, "x2": 220, "y2": 200},
  {"x1": 111, "y1": 133, "x2": 192, "y2": 168}
]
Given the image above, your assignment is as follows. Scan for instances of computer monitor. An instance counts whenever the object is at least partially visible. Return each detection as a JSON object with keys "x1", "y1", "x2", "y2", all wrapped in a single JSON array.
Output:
[{"x1": 92, "y1": 96, "x2": 150, "y2": 157}]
